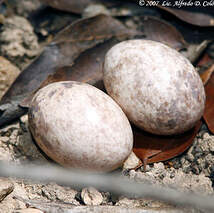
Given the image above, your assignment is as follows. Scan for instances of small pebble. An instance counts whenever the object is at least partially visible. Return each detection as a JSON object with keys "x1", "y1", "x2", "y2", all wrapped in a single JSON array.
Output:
[
  {"x1": 0, "y1": 178, "x2": 14, "y2": 201},
  {"x1": 202, "y1": 132, "x2": 210, "y2": 140},
  {"x1": 0, "y1": 56, "x2": 20, "y2": 99},
  {"x1": 81, "y1": 187, "x2": 103, "y2": 206},
  {"x1": 82, "y1": 4, "x2": 110, "y2": 18},
  {"x1": 0, "y1": 16, "x2": 39, "y2": 68},
  {"x1": 123, "y1": 152, "x2": 141, "y2": 170},
  {"x1": 0, "y1": 136, "x2": 9, "y2": 143}
]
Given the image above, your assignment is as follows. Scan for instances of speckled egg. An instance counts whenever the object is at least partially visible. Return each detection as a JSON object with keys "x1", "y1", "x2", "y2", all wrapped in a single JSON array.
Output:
[
  {"x1": 28, "y1": 81, "x2": 133, "y2": 172},
  {"x1": 103, "y1": 40, "x2": 205, "y2": 135}
]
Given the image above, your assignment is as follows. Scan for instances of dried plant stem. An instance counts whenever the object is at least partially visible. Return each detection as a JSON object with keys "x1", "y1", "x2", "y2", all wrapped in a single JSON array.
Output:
[{"x1": 0, "y1": 162, "x2": 213, "y2": 212}]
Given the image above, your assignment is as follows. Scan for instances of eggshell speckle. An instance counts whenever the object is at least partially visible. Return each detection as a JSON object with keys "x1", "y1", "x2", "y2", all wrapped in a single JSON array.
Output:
[
  {"x1": 28, "y1": 81, "x2": 133, "y2": 172},
  {"x1": 103, "y1": 40, "x2": 205, "y2": 135}
]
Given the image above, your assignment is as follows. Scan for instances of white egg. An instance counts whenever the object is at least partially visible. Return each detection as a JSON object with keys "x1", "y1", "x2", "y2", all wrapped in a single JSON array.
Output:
[
  {"x1": 28, "y1": 81, "x2": 133, "y2": 172},
  {"x1": 103, "y1": 40, "x2": 205, "y2": 135}
]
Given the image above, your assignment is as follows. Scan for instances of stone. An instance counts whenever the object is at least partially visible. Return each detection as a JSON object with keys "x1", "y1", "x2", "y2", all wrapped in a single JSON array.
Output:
[
  {"x1": 128, "y1": 163, "x2": 213, "y2": 195},
  {"x1": 163, "y1": 169, "x2": 213, "y2": 195},
  {"x1": 123, "y1": 152, "x2": 141, "y2": 170},
  {"x1": 10, "y1": 0, "x2": 42, "y2": 17},
  {"x1": 81, "y1": 187, "x2": 103, "y2": 206},
  {"x1": 0, "y1": 123, "x2": 20, "y2": 136},
  {"x1": 38, "y1": 183, "x2": 79, "y2": 204},
  {"x1": 56, "y1": 186, "x2": 78, "y2": 204},
  {"x1": 0, "y1": 179, "x2": 14, "y2": 201},
  {"x1": 0, "y1": 196, "x2": 26, "y2": 213},
  {"x1": 20, "y1": 115, "x2": 28, "y2": 126},
  {"x1": 82, "y1": 4, "x2": 110, "y2": 18},
  {"x1": 0, "y1": 56, "x2": 20, "y2": 100},
  {"x1": 116, "y1": 196, "x2": 141, "y2": 208},
  {"x1": 0, "y1": 16, "x2": 40, "y2": 68},
  {"x1": 0, "y1": 136, "x2": 9, "y2": 143},
  {"x1": 172, "y1": 129, "x2": 214, "y2": 176}
]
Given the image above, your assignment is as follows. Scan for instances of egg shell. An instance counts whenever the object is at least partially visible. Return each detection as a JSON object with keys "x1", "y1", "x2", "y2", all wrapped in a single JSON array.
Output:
[
  {"x1": 103, "y1": 40, "x2": 205, "y2": 135},
  {"x1": 28, "y1": 81, "x2": 133, "y2": 172}
]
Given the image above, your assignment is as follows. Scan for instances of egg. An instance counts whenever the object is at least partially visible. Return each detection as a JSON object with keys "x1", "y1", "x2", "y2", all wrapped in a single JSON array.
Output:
[
  {"x1": 28, "y1": 81, "x2": 133, "y2": 172},
  {"x1": 103, "y1": 40, "x2": 205, "y2": 135}
]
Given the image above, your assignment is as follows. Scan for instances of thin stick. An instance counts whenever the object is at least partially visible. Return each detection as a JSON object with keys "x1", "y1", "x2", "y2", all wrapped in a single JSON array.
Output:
[{"x1": 0, "y1": 162, "x2": 213, "y2": 212}]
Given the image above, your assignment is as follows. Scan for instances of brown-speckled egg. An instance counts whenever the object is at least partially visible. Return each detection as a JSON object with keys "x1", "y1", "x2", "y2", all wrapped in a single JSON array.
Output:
[
  {"x1": 28, "y1": 81, "x2": 133, "y2": 172},
  {"x1": 103, "y1": 40, "x2": 205, "y2": 135}
]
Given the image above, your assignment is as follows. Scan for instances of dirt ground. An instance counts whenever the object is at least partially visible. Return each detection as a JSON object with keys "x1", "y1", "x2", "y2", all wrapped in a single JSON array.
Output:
[{"x1": 0, "y1": 1, "x2": 213, "y2": 212}]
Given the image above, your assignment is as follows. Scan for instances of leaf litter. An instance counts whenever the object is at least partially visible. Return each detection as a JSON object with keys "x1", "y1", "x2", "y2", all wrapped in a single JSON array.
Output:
[
  {"x1": 157, "y1": 7, "x2": 214, "y2": 27},
  {"x1": 0, "y1": 14, "x2": 140, "y2": 126},
  {"x1": 0, "y1": 10, "x2": 213, "y2": 169},
  {"x1": 0, "y1": 2, "x2": 214, "y2": 212}
]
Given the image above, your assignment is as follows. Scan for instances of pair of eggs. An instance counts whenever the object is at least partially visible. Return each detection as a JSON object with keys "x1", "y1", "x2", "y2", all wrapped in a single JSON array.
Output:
[{"x1": 29, "y1": 40, "x2": 205, "y2": 172}]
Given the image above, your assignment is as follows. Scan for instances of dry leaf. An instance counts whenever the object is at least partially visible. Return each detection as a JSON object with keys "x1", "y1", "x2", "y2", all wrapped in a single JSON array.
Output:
[
  {"x1": 1, "y1": 14, "x2": 136, "y2": 105},
  {"x1": 0, "y1": 14, "x2": 140, "y2": 126},
  {"x1": 157, "y1": 7, "x2": 214, "y2": 27},
  {"x1": 196, "y1": 52, "x2": 214, "y2": 134},
  {"x1": 200, "y1": 64, "x2": 214, "y2": 86},
  {"x1": 140, "y1": 16, "x2": 187, "y2": 50},
  {"x1": 203, "y1": 70, "x2": 214, "y2": 134},
  {"x1": 21, "y1": 39, "x2": 119, "y2": 107},
  {"x1": 197, "y1": 53, "x2": 211, "y2": 67},
  {"x1": 133, "y1": 121, "x2": 202, "y2": 169}
]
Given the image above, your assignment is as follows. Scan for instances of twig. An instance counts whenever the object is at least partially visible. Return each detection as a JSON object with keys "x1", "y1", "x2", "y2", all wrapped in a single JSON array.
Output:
[
  {"x1": 186, "y1": 40, "x2": 211, "y2": 64},
  {"x1": 13, "y1": 196, "x2": 199, "y2": 213},
  {"x1": 0, "y1": 162, "x2": 213, "y2": 212}
]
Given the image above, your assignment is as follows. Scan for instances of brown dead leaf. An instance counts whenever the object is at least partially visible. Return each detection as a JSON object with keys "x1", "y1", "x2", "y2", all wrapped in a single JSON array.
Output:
[
  {"x1": 1, "y1": 14, "x2": 137, "y2": 105},
  {"x1": 133, "y1": 121, "x2": 202, "y2": 169},
  {"x1": 39, "y1": 41, "x2": 117, "y2": 88},
  {"x1": 197, "y1": 53, "x2": 211, "y2": 67},
  {"x1": 200, "y1": 64, "x2": 214, "y2": 86},
  {"x1": 40, "y1": 0, "x2": 118, "y2": 14},
  {"x1": 140, "y1": 16, "x2": 187, "y2": 50},
  {"x1": 197, "y1": 53, "x2": 214, "y2": 86},
  {"x1": 203, "y1": 69, "x2": 214, "y2": 134},
  {"x1": 21, "y1": 39, "x2": 119, "y2": 107},
  {"x1": 197, "y1": 53, "x2": 214, "y2": 133},
  {"x1": 0, "y1": 14, "x2": 140, "y2": 126},
  {"x1": 157, "y1": 7, "x2": 214, "y2": 27}
]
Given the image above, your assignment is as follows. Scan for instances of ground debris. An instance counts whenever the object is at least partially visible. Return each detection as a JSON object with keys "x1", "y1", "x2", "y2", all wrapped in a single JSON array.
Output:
[
  {"x1": 81, "y1": 187, "x2": 103, "y2": 206},
  {"x1": 0, "y1": 178, "x2": 14, "y2": 201},
  {"x1": 129, "y1": 162, "x2": 213, "y2": 195},
  {"x1": 170, "y1": 129, "x2": 214, "y2": 179},
  {"x1": 0, "y1": 116, "x2": 49, "y2": 164},
  {"x1": 14, "y1": 208, "x2": 43, "y2": 213},
  {"x1": 0, "y1": 2, "x2": 213, "y2": 213},
  {"x1": 0, "y1": 56, "x2": 20, "y2": 99},
  {"x1": 0, "y1": 15, "x2": 40, "y2": 69}
]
